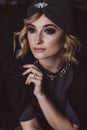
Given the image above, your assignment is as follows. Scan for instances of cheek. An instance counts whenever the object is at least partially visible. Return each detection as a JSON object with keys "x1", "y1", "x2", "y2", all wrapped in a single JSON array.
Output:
[
  {"x1": 46, "y1": 36, "x2": 64, "y2": 54},
  {"x1": 47, "y1": 32, "x2": 64, "y2": 45},
  {"x1": 27, "y1": 33, "x2": 34, "y2": 45},
  {"x1": 47, "y1": 37, "x2": 63, "y2": 48}
]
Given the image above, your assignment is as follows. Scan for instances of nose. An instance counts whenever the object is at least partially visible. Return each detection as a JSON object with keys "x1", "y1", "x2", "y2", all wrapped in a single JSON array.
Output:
[{"x1": 35, "y1": 32, "x2": 43, "y2": 44}]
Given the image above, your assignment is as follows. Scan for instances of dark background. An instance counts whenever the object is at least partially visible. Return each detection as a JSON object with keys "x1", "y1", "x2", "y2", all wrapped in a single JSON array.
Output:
[{"x1": 0, "y1": 0, "x2": 32, "y2": 60}]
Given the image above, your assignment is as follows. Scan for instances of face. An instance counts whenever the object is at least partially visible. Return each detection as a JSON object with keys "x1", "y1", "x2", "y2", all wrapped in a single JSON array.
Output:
[{"x1": 27, "y1": 14, "x2": 64, "y2": 61}]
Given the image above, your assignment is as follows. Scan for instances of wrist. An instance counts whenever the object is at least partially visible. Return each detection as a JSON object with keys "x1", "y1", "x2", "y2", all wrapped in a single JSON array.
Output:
[{"x1": 35, "y1": 92, "x2": 46, "y2": 101}]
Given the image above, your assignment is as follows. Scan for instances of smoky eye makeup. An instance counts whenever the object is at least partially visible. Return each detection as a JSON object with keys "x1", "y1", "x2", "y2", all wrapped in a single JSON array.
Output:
[
  {"x1": 44, "y1": 28, "x2": 56, "y2": 35},
  {"x1": 27, "y1": 25, "x2": 36, "y2": 33}
]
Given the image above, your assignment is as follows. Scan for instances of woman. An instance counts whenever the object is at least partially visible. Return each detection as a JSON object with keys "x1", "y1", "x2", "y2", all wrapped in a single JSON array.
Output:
[
  {"x1": 12, "y1": 0, "x2": 81, "y2": 129},
  {"x1": 3, "y1": 0, "x2": 87, "y2": 130}
]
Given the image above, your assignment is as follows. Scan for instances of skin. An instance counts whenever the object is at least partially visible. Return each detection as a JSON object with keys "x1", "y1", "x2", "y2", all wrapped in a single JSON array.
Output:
[
  {"x1": 27, "y1": 14, "x2": 64, "y2": 73},
  {"x1": 21, "y1": 14, "x2": 79, "y2": 130}
]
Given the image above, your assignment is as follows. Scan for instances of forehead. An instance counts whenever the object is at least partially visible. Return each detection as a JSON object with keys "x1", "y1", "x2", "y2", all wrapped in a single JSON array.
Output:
[{"x1": 32, "y1": 14, "x2": 57, "y2": 27}]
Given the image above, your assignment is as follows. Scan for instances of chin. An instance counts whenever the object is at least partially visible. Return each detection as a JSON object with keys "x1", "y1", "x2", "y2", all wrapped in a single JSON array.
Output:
[
  {"x1": 33, "y1": 55, "x2": 45, "y2": 60},
  {"x1": 34, "y1": 56, "x2": 44, "y2": 60},
  {"x1": 32, "y1": 53, "x2": 44, "y2": 59}
]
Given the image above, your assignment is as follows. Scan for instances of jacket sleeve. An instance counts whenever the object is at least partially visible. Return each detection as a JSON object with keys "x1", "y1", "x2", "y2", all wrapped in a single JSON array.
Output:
[{"x1": 66, "y1": 57, "x2": 87, "y2": 130}]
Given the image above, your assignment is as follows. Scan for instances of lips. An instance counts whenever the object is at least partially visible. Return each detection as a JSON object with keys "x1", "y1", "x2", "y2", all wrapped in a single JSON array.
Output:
[{"x1": 34, "y1": 48, "x2": 46, "y2": 53}]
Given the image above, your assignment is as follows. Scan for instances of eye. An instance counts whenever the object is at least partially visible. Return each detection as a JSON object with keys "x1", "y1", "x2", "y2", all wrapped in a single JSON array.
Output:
[
  {"x1": 28, "y1": 27, "x2": 36, "y2": 33},
  {"x1": 45, "y1": 28, "x2": 56, "y2": 35}
]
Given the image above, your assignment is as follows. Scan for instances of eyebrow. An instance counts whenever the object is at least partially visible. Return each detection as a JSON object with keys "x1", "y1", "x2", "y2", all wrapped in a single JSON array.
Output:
[{"x1": 28, "y1": 24, "x2": 57, "y2": 28}]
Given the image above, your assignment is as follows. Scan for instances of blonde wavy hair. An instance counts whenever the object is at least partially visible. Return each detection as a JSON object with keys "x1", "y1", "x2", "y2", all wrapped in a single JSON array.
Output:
[{"x1": 14, "y1": 12, "x2": 81, "y2": 65}]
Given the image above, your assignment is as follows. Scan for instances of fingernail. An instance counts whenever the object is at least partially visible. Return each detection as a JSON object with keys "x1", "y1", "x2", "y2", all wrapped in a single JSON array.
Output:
[
  {"x1": 23, "y1": 65, "x2": 26, "y2": 68},
  {"x1": 22, "y1": 72, "x2": 25, "y2": 75},
  {"x1": 25, "y1": 81, "x2": 27, "y2": 85}
]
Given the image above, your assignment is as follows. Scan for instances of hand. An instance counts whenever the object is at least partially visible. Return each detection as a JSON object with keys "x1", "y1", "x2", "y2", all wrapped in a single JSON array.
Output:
[{"x1": 22, "y1": 64, "x2": 44, "y2": 97}]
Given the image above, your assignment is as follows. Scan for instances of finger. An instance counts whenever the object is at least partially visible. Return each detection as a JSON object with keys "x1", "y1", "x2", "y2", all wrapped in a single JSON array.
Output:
[
  {"x1": 25, "y1": 73, "x2": 42, "y2": 84},
  {"x1": 25, "y1": 77, "x2": 37, "y2": 85},
  {"x1": 29, "y1": 77, "x2": 42, "y2": 86},
  {"x1": 22, "y1": 67, "x2": 43, "y2": 77},
  {"x1": 23, "y1": 64, "x2": 38, "y2": 70},
  {"x1": 23, "y1": 64, "x2": 42, "y2": 73},
  {"x1": 22, "y1": 69, "x2": 31, "y2": 75},
  {"x1": 23, "y1": 64, "x2": 42, "y2": 74},
  {"x1": 25, "y1": 73, "x2": 34, "y2": 84}
]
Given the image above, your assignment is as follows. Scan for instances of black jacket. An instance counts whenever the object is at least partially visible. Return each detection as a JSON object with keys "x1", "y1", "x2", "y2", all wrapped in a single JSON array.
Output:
[
  {"x1": 66, "y1": 53, "x2": 87, "y2": 130},
  {"x1": 0, "y1": 52, "x2": 87, "y2": 130}
]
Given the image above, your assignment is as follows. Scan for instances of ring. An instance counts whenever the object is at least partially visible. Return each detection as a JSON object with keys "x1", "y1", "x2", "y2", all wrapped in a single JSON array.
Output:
[{"x1": 34, "y1": 73, "x2": 38, "y2": 79}]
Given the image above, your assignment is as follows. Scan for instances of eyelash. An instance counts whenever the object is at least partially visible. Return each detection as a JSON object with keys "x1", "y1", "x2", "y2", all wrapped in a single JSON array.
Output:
[
  {"x1": 45, "y1": 28, "x2": 56, "y2": 34},
  {"x1": 28, "y1": 27, "x2": 36, "y2": 33},
  {"x1": 28, "y1": 27, "x2": 56, "y2": 35}
]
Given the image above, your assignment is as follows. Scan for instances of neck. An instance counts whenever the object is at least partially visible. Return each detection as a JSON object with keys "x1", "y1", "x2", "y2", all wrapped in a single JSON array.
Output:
[{"x1": 38, "y1": 57, "x2": 62, "y2": 73}]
